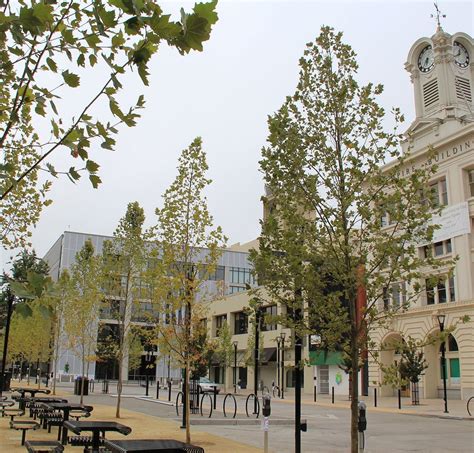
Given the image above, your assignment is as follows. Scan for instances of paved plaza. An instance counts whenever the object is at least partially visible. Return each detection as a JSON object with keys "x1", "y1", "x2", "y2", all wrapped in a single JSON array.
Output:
[{"x1": 50, "y1": 382, "x2": 474, "y2": 452}]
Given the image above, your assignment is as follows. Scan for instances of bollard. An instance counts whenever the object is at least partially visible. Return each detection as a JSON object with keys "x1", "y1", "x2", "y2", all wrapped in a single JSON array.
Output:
[
  {"x1": 331, "y1": 386, "x2": 335, "y2": 404},
  {"x1": 213, "y1": 386, "x2": 217, "y2": 410},
  {"x1": 156, "y1": 382, "x2": 160, "y2": 400},
  {"x1": 262, "y1": 393, "x2": 271, "y2": 453},
  {"x1": 398, "y1": 389, "x2": 401, "y2": 410},
  {"x1": 314, "y1": 386, "x2": 317, "y2": 403},
  {"x1": 168, "y1": 380, "x2": 172, "y2": 402},
  {"x1": 145, "y1": 375, "x2": 150, "y2": 397},
  {"x1": 374, "y1": 388, "x2": 377, "y2": 407}
]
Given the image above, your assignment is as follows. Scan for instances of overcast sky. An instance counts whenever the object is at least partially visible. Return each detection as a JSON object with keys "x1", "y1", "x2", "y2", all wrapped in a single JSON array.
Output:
[{"x1": 2, "y1": 0, "x2": 473, "y2": 266}]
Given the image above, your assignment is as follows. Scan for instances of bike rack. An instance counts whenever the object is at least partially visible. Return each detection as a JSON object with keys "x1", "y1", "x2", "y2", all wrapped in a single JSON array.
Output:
[
  {"x1": 245, "y1": 393, "x2": 260, "y2": 418},
  {"x1": 223, "y1": 393, "x2": 237, "y2": 419},
  {"x1": 175, "y1": 391, "x2": 184, "y2": 417},
  {"x1": 200, "y1": 393, "x2": 213, "y2": 418}
]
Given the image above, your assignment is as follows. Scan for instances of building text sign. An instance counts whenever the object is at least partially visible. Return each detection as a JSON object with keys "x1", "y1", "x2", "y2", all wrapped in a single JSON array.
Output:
[{"x1": 431, "y1": 202, "x2": 470, "y2": 243}]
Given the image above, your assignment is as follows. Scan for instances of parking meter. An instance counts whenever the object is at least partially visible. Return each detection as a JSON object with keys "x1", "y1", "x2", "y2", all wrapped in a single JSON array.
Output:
[
  {"x1": 358, "y1": 401, "x2": 367, "y2": 432},
  {"x1": 262, "y1": 393, "x2": 271, "y2": 417}
]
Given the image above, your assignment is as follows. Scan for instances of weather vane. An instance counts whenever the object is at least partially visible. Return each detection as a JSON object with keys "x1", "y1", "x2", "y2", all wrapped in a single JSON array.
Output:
[{"x1": 431, "y1": 2, "x2": 446, "y2": 28}]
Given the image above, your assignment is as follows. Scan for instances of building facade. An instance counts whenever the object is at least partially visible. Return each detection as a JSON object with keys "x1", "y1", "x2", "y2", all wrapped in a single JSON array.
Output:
[
  {"x1": 43, "y1": 231, "x2": 256, "y2": 381},
  {"x1": 370, "y1": 27, "x2": 474, "y2": 401}
]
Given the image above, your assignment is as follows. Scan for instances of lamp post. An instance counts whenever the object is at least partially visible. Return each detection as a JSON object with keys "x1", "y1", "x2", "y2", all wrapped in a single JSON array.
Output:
[
  {"x1": 276, "y1": 336, "x2": 281, "y2": 397},
  {"x1": 436, "y1": 314, "x2": 449, "y2": 414},
  {"x1": 233, "y1": 341, "x2": 238, "y2": 394},
  {"x1": 145, "y1": 345, "x2": 156, "y2": 397},
  {"x1": 280, "y1": 332, "x2": 286, "y2": 400}
]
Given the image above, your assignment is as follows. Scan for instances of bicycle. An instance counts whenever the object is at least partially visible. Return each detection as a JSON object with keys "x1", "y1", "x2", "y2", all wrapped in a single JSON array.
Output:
[
  {"x1": 272, "y1": 384, "x2": 280, "y2": 398},
  {"x1": 467, "y1": 395, "x2": 474, "y2": 416}
]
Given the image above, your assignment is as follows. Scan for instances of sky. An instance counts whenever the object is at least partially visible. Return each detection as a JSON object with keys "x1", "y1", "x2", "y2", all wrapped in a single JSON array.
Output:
[{"x1": 2, "y1": 0, "x2": 473, "y2": 265}]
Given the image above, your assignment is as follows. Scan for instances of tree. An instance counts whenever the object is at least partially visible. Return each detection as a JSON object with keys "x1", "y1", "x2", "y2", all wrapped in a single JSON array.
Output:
[
  {"x1": 101, "y1": 201, "x2": 152, "y2": 418},
  {"x1": 0, "y1": 249, "x2": 49, "y2": 393},
  {"x1": 250, "y1": 27, "x2": 451, "y2": 452},
  {"x1": 64, "y1": 239, "x2": 102, "y2": 404},
  {"x1": 214, "y1": 321, "x2": 232, "y2": 391},
  {"x1": 8, "y1": 299, "x2": 52, "y2": 388},
  {"x1": 0, "y1": 0, "x2": 218, "y2": 249},
  {"x1": 49, "y1": 270, "x2": 74, "y2": 395},
  {"x1": 150, "y1": 137, "x2": 226, "y2": 443}
]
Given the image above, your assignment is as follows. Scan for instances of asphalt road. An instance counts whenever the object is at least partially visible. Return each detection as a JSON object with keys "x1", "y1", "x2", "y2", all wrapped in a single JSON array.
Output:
[{"x1": 76, "y1": 392, "x2": 473, "y2": 452}]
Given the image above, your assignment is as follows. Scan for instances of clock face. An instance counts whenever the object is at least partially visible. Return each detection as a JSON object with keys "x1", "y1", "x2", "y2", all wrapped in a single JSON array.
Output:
[
  {"x1": 453, "y1": 41, "x2": 470, "y2": 68},
  {"x1": 418, "y1": 45, "x2": 435, "y2": 73}
]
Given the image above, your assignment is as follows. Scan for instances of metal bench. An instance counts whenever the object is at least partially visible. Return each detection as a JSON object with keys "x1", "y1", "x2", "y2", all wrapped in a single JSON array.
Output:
[
  {"x1": 10, "y1": 420, "x2": 40, "y2": 445},
  {"x1": 4, "y1": 407, "x2": 25, "y2": 422},
  {"x1": 24, "y1": 440, "x2": 64, "y2": 453},
  {"x1": 68, "y1": 435, "x2": 105, "y2": 448}
]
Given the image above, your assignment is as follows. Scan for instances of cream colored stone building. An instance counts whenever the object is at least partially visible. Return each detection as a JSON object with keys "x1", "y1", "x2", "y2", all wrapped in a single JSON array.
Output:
[
  {"x1": 208, "y1": 27, "x2": 474, "y2": 403},
  {"x1": 371, "y1": 27, "x2": 474, "y2": 401}
]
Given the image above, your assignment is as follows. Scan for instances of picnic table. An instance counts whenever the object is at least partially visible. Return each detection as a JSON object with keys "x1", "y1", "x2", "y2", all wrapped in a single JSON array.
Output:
[
  {"x1": 64, "y1": 420, "x2": 131, "y2": 453},
  {"x1": 43, "y1": 402, "x2": 93, "y2": 444},
  {"x1": 103, "y1": 439, "x2": 205, "y2": 452},
  {"x1": 11, "y1": 387, "x2": 51, "y2": 398}
]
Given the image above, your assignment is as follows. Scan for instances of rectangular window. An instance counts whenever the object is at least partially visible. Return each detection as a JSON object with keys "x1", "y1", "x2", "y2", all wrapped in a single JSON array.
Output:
[
  {"x1": 261, "y1": 305, "x2": 277, "y2": 331},
  {"x1": 234, "y1": 312, "x2": 248, "y2": 335},
  {"x1": 434, "y1": 242, "x2": 444, "y2": 256},
  {"x1": 426, "y1": 279, "x2": 435, "y2": 305},
  {"x1": 200, "y1": 265, "x2": 225, "y2": 281},
  {"x1": 215, "y1": 314, "x2": 227, "y2": 336},
  {"x1": 449, "y1": 276, "x2": 456, "y2": 302},
  {"x1": 421, "y1": 239, "x2": 452, "y2": 258},
  {"x1": 230, "y1": 267, "x2": 256, "y2": 285},
  {"x1": 449, "y1": 358, "x2": 461, "y2": 379},
  {"x1": 468, "y1": 169, "x2": 474, "y2": 197},
  {"x1": 428, "y1": 178, "x2": 448, "y2": 207},
  {"x1": 230, "y1": 286, "x2": 246, "y2": 294},
  {"x1": 438, "y1": 280, "x2": 447, "y2": 303}
]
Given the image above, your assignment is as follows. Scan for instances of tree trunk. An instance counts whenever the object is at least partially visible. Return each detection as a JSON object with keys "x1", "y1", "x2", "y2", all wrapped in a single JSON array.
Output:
[
  {"x1": 185, "y1": 362, "x2": 191, "y2": 444},
  {"x1": 80, "y1": 350, "x2": 85, "y2": 405},
  {"x1": 350, "y1": 305, "x2": 359, "y2": 453},
  {"x1": 116, "y1": 353, "x2": 123, "y2": 418}
]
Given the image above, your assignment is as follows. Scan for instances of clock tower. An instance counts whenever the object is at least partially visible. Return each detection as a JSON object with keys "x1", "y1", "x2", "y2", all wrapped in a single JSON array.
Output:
[{"x1": 404, "y1": 27, "x2": 473, "y2": 139}]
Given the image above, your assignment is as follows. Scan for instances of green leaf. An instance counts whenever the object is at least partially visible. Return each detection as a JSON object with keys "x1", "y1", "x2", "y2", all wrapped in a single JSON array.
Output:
[
  {"x1": 150, "y1": 14, "x2": 181, "y2": 39},
  {"x1": 86, "y1": 160, "x2": 100, "y2": 173},
  {"x1": 89, "y1": 174, "x2": 102, "y2": 188},
  {"x1": 77, "y1": 53, "x2": 86, "y2": 67},
  {"x1": 46, "y1": 57, "x2": 58, "y2": 72},
  {"x1": 85, "y1": 33, "x2": 101, "y2": 48},
  {"x1": 62, "y1": 70, "x2": 80, "y2": 87},
  {"x1": 89, "y1": 54, "x2": 98, "y2": 66},
  {"x1": 112, "y1": 30, "x2": 125, "y2": 47},
  {"x1": 32, "y1": 3, "x2": 53, "y2": 23},
  {"x1": 193, "y1": 0, "x2": 218, "y2": 26},
  {"x1": 46, "y1": 163, "x2": 58, "y2": 177},
  {"x1": 14, "y1": 302, "x2": 33, "y2": 317},
  {"x1": 69, "y1": 167, "x2": 80, "y2": 181}
]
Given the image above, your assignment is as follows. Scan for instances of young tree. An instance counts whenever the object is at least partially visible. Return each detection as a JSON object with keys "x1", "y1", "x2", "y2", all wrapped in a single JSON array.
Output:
[
  {"x1": 214, "y1": 321, "x2": 232, "y2": 391},
  {"x1": 64, "y1": 239, "x2": 102, "y2": 404},
  {"x1": 101, "y1": 201, "x2": 152, "y2": 418},
  {"x1": 250, "y1": 27, "x2": 450, "y2": 452},
  {"x1": 150, "y1": 137, "x2": 226, "y2": 443},
  {"x1": 0, "y1": 0, "x2": 218, "y2": 249},
  {"x1": 8, "y1": 299, "x2": 52, "y2": 388},
  {"x1": 49, "y1": 270, "x2": 74, "y2": 395}
]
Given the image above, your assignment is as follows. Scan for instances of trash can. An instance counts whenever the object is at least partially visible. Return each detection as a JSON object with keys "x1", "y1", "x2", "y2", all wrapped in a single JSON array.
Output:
[
  {"x1": 1, "y1": 372, "x2": 11, "y2": 391},
  {"x1": 74, "y1": 377, "x2": 89, "y2": 396}
]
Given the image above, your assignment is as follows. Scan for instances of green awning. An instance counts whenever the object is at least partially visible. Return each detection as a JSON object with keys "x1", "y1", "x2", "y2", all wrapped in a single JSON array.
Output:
[{"x1": 309, "y1": 351, "x2": 343, "y2": 366}]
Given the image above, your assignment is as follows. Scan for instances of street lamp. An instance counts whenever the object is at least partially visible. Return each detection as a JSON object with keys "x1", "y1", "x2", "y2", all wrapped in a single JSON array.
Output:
[
  {"x1": 145, "y1": 345, "x2": 156, "y2": 397},
  {"x1": 280, "y1": 332, "x2": 286, "y2": 400},
  {"x1": 233, "y1": 341, "x2": 238, "y2": 394},
  {"x1": 436, "y1": 314, "x2": 449, "y2": 413},
  {"x1": 276, "y1": 336, "x2": 282, "y2": 397}
]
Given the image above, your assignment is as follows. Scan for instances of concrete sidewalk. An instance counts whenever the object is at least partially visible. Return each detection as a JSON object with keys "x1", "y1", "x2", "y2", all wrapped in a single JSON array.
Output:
[{"x1": 280, "y1": 392, "x2": 473, "y2": 420}]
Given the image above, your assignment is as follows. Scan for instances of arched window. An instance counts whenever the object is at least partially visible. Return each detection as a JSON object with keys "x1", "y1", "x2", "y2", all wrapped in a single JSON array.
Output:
[{"x1": 439, "y1": 334, "x2": 461, "y2": 385}]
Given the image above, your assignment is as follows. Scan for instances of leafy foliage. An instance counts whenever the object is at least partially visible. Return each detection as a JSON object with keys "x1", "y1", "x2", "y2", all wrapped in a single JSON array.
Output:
[
  {"x1": 250, "y1": 26, "x2": 453, "y2": 452},
  {"x1": 0, "y1": 0, "x2": 218, "y2": 248},
  {"x1": 148, "y1": 137, "x2": 226, "y2": 443}
]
